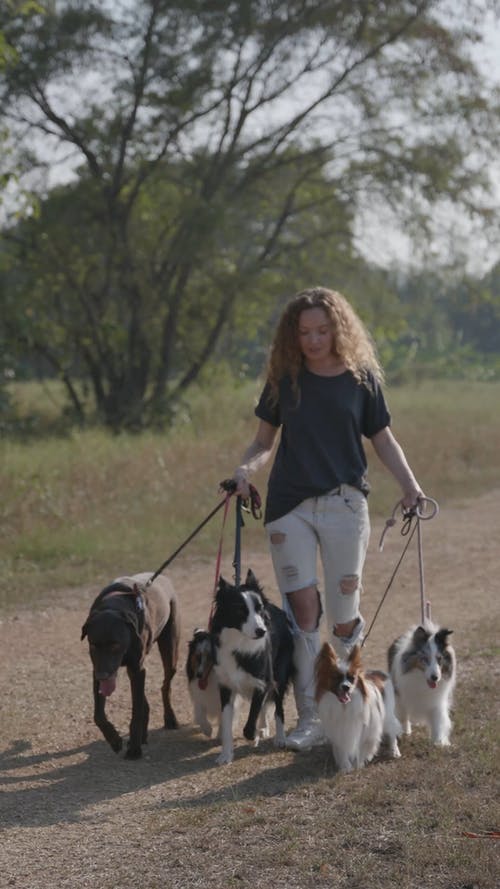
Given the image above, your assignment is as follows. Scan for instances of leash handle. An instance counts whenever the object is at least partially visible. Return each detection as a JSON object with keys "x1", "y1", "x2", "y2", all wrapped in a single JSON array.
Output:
[
  {"x1": 220, "y1": 477, "x2": 262, "y2": 521},
  {"x1": 378, "y1": 496, "x2": 439, "y2": 550},
  {"x1": 414, "y1": 496, "x2": 439, "y2": 521}
]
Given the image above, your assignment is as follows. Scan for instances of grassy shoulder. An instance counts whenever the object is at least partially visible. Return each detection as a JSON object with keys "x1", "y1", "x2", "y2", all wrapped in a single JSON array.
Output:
[{"x1": 1, "y1": 377, "x2": 499, "y2": 607}]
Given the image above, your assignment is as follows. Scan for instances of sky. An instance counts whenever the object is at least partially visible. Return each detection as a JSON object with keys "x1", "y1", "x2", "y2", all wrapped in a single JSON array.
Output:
[{"x1": 355, "y1": 10, "x2": 500, "y2": 275}]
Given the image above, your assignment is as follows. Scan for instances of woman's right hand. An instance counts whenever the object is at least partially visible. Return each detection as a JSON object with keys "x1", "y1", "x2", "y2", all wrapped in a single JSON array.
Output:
[{"x1": 233, "y1": 468, "x2": 251, "y2": 499}]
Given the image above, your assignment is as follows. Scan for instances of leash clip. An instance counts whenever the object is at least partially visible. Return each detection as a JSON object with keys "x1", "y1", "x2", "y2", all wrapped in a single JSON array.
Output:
[
  {"x1": 133, "y1": 583, "x2": 145, "y2": 611},
  {"x1": 245, "y1": 483, "x2": 262, "y2": 520},
  {"x1": 401, "y1": 506, "x2": 416, "y2": 536}
]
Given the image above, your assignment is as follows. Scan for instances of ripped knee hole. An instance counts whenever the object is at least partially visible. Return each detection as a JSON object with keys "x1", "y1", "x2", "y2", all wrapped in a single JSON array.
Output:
[{"x1": 339, "y1": 575, "x2": 359, "y2": 595}]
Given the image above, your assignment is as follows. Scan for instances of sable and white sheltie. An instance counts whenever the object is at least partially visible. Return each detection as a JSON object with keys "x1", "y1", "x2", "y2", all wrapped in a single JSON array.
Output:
[
  {"x1": 186, "y1": 628, "x2": 223, "y2": 739},
  {"x1": 315, "y1": 642, "x2": 401, "y2": 773},
  {"x1": 210, "y1": 570, "x2": 294, "y2": 765},
  {"x1": 388, "y1": 623, "x2": 456, "y2": 746}
]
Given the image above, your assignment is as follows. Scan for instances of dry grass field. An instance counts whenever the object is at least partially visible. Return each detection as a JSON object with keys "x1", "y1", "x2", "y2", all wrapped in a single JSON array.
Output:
[{"x1": 0, "y1": 487, "x2": 499, "y2": 889}]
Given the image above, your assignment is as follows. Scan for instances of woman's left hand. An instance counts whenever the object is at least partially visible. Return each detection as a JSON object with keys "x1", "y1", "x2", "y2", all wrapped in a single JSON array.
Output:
[{"x1": 401, "y1": 486, "x2": 424, "y2": 510}]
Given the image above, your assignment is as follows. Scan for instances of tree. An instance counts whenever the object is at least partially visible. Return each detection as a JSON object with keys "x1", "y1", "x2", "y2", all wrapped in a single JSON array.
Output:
[
  {"x1": 1, "y1": 1, "x2": 47, "y2": 420},
  {"x1": 0, "y1": 0, "x2": 498, "y2": 429}
]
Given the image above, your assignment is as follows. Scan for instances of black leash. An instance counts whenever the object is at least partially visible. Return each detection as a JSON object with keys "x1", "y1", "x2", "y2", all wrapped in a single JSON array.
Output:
[
  {"x1": 362, "y1": 519, "x2": 418, "y2": 647},
  {"x1": 146, "y1": 485, "x2": 235, "y2": 588},
  {"x1": 233, "y1": 495, "x2": 244, "y2": 588},
  {"x1": 218, "y1": 479, "x2": 262, "y2": 589},
  {"x1": 231, "y1": 480, "x2": 262, "y2": 587},
  {"x1": 146, "y1": 479, "x2": 262, "y2": 589}
]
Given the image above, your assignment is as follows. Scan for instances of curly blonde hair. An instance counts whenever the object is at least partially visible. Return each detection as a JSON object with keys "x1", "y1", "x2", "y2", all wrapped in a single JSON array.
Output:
[{"x1": 267, "y1": 287, "x2": 384, "y2": 402}]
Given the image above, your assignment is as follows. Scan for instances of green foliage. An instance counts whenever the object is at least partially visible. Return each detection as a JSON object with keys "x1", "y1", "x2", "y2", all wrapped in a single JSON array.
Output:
[
  {"x1": 0, "y1": 0, "x2": 499, "y2": 429},
  {"x1": 379, "y1": 263, "x2": 500, "y2": 383}
]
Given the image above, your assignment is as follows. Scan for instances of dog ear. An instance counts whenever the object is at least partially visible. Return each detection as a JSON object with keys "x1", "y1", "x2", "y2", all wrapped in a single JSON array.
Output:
[
  {"x1": 435, "y1": 628, "x2": 453, "y2": 648},
  {"x1": 412, "y1": 625, "x2": 429, "y2": 647},
  {"x1": 319, "y1": 641, "x2": 337, "y2": 664},
  {"x1": 81, "y1": 622, "x2": 88, "y2": 641},
  {"x1": 217, "y1": 576, "x2": 237, "y2": 596},
  {"x1": 245, "y1": 569, "x2": 260, "y2": 591},
  {"x1": 348, "y1": 644, "x2": 363, "y2": 671}
]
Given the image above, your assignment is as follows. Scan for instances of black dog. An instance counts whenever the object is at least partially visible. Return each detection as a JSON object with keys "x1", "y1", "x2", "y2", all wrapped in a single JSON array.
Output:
[
  {"x1": 210, "y1": 569, "x2": 294, "y2": 764},
  {"x1": 81, "y1": 571, "x2": 180, "y2": 759}
]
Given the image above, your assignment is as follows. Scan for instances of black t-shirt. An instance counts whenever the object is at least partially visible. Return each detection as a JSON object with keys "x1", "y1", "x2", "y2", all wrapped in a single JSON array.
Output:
[{"x1": 255, "y1": 367, "x2": 391, "y2": 523}]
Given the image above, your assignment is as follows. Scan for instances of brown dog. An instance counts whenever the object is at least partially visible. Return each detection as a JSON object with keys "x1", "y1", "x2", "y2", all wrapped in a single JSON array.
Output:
[{"x1": 81, "y1": 572, "x2": 180, "y2": 758}]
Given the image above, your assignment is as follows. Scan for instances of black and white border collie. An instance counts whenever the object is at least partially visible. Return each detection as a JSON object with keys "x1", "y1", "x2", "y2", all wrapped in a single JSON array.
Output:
[
  {"x1": 388, "y1": 623, "x2": 456, "y2": 746},
  {"x1": 315, "y1": 642, "x2": 401, "y2": 773},
  {"x1": 210, "y1": 570, "x2": 294, "y2": 765}
]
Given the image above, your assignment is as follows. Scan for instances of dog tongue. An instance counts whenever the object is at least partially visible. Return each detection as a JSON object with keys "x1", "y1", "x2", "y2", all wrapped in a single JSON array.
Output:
[
  {"x1": 198, "y1": 677, "x2": 208, "y2": 691},
  {"x1": 427, "y1": 679, "x2": 437, "y2": 689},
  {"x1": 338, "y1": 692, "x2": 351, "y2": 704},
  {"x1": 99, "y1": 674, "x2": 117, "y2": 697}
]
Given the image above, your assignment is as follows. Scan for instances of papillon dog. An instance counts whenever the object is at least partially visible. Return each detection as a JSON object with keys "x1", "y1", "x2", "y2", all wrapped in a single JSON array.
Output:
[
  {"x1": 210, "y1": 570, "x2": 294, "y2": 765},
  {"x1": 315, "y1": 642, "x2": 401, "y2": 773},
  {"x1": 388, "y1": 623, "x2": 456, "y2": 746}
]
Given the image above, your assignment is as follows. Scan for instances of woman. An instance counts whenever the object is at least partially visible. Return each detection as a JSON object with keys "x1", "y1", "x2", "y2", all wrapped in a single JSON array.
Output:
[{"x1": 232, "y1": 287, "x2": 424, "y2": 751}]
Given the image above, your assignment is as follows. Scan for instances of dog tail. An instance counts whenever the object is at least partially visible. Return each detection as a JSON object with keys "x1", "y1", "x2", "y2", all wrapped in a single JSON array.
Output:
[{"x1": 166, "y1": 595, "x2": 181, "y2": 674}]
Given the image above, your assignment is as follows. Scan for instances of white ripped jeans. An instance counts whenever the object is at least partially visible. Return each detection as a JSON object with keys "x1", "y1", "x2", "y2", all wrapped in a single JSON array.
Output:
[{"x1": 265, "y1": 485, "x2": 370, "y2": 636}]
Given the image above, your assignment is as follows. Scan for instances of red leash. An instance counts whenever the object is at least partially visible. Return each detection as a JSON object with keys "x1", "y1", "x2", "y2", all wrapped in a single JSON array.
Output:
[
  {"x1": 212, "y1": 488, "x2": 234, "y2": 595},
  {"x1": 208, "y1": 479, "x2": 262, "y2": 628}
]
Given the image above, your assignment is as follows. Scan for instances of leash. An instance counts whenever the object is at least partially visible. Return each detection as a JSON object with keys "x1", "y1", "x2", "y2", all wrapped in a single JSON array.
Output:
[
  {"x1": 362, "y1": 496, "x2": 439, "y2": 646},
  {"x1": 145, "y1": 479, "x2": 259, "y2": 588},
  {"x1": 212, "y1": 481, "x2": 236, "y2": 595},
  {"x1": 233, "y1": 493, "x2": 244, "y2": 589},
  {"x1": 214, "y1": 479, "x2": 262, "y2": 590},
  {"x1": 208, "y1": 479, "x2": 262, "y2": 628}
]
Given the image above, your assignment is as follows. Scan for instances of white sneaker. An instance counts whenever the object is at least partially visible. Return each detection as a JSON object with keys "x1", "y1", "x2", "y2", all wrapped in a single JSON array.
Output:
[{"x1": 285, "y1": 717, "x2": 325, "y2": 751}]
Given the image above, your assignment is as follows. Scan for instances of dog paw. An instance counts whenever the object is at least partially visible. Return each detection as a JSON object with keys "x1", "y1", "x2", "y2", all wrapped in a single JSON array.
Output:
[
  {"x1": 200, "y1": 722, "x2": 213, "y2": 737},
  {"x1": 216, "y1": 750, "x2": 234, "y2": 765},
  {"x1": 125, "y1": 746, "x2": 142, "y2": 760},
  {"x1": 382, "y1": 738, "x2": 402, "y2": 759},
  {"x1": 110, "y1": 736, "x2": 123, "y2": 753},
  {"x1": 433, "y1": 737, "x2": 451, "y2": 747}
]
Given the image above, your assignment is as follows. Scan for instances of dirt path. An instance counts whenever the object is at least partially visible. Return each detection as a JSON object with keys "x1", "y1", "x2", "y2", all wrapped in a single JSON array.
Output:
[{"x1": 0, "y1": 491, "x2": 498, "y2": 888}]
